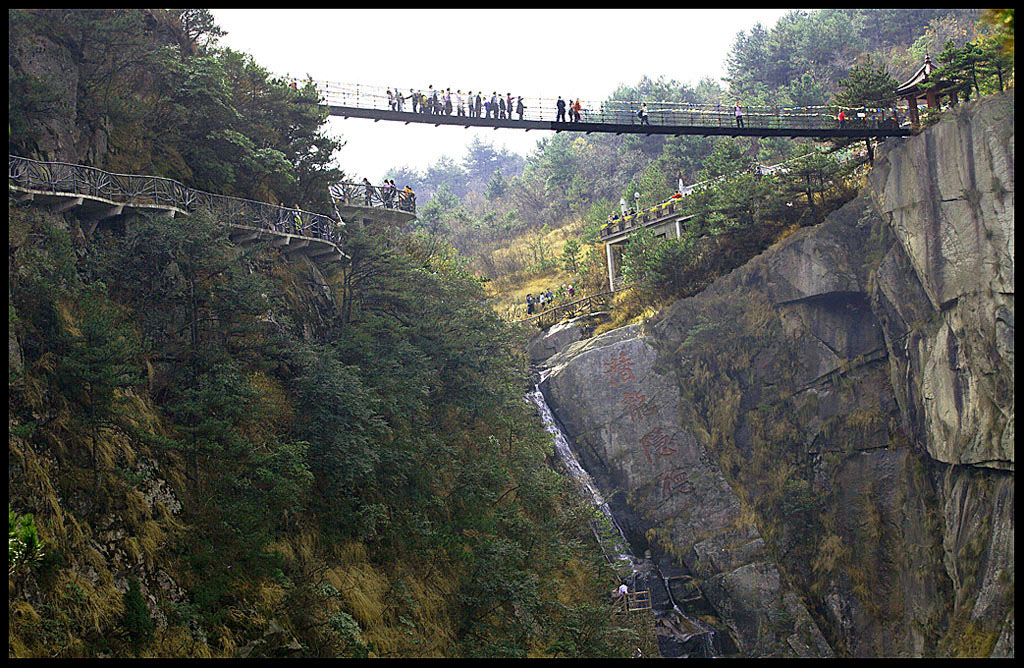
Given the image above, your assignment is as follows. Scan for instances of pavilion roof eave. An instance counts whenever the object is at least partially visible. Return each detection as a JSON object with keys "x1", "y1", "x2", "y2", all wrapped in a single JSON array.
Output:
[{"x1": 895, "y1": 56, "x2": 952, "y2": 98}]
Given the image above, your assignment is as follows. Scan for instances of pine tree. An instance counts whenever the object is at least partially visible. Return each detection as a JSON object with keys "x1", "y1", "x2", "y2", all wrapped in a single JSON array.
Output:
[
  {"x1": 121, "y1": 576, "x2": 156, "y2": 647},
  {"x1": 834, "y1": 57, "x2": 899, "y2": 108},
  {"x1": 55, "y1": 284, "x2": 142, "y2": 490}
]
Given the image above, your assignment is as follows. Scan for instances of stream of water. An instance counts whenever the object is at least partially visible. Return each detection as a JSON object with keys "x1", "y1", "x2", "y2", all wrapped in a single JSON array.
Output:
[{"x1": 526, "y1": 381, "x2": 721, "y2": 658}]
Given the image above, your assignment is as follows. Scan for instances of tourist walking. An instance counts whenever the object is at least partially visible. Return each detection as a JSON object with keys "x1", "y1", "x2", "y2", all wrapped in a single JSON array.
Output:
[
  {"x1": 516, "y1": 96, "x2": 525, "y2": 120},
  {"x1": 556, "y1": 96, "x2": 566, "y2": 122},
  {"x1": 444, "y1": 88, "x2": 452, "y2": 115},
  {"x1": 498, "y1": 95, "x2": 506, "y2": 119},
  {"x1": 362, "y1": 178, "x2": 374, "y2": 206},
  {"x1": 638, "y1": 102, "x2": 649, "y2": 125},
  {"x1": 734, "y1": 103, "x2": 744, "y2": 128},
  {"x1": 573, "y1": 99, "x2": 582, "y2": 122},
  {"x1": 411, "y1": 89, "x2": 419, "y2": 113},
  {"x1": 475, "y1": 91, "x2": 482, "y2": 118},
  {"x1": 456, "y1": 90, "x2": 465, "y2": 116},
  {"x1": 615, "y1": 581, "x2": 629, "y2": 610}
]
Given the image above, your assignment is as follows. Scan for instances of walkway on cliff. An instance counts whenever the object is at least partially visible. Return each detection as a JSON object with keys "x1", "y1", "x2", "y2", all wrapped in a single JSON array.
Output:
[
  {"x1": 312, "y1": 81, "x2": 911, "y2": 139},
  {"x1": 8, "y1": 155, "x2": 414, "y2": 264}
]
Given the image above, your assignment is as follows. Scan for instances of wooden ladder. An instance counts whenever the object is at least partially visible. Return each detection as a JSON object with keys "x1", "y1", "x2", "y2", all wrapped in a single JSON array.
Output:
[{"x1": 627, "y1": 590, "x2": 652, "y2": 611}]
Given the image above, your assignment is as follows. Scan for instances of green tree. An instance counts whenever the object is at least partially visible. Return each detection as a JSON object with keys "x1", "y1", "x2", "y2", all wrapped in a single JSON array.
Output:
[
  {"x1": 8, "y1": 505, "x2": 45, "y2": 577},
  {"x1": 834, "y1": 56, "x2": 899, "y2": 108},
  {"x1": 292, "y1": 345, "x2": 388, "y2": 540},
  {"x1": 121, "y1": 576, "x2": 156, "y2": 647},
  {"x1": 486, "y1": 169, "x2": 509, "y2": 200},
  {"x1": 620, "y1": 228, "x2": 695, "y2": 297},
  {"x1": 55, "y1": 284, "x2": 143, "y2": 490},
  {"x1": 698, "y1": 138, "x2": 752, "y2": 181},
  {"x1": 928, "y1": 38, "x2": 1014, "y2": 102},
  {"x1": 561, "y1": 238, "x2": 582, "y2": 274}
]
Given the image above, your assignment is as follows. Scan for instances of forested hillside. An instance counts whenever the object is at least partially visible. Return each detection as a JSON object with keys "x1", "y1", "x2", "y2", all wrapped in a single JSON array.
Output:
[{"x1": 9, "y1": 9, "x2": 639, "y2": 658}]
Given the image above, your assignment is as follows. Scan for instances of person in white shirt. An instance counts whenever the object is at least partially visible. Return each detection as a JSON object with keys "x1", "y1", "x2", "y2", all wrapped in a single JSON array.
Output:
[{"x1": 615, "y1": 582, "x2": 629, "y2": 609}]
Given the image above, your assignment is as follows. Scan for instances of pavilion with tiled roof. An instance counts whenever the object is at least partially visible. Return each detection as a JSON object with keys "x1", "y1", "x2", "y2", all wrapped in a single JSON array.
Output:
[{"x1": 897, "y1": 55, "x2": 953, "y2": 127}]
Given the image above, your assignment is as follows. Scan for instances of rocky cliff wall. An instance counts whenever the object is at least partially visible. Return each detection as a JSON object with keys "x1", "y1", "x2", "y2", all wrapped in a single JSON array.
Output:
[{"x1": 536, "y1": 91, "x2": 1013, "y2": 657}]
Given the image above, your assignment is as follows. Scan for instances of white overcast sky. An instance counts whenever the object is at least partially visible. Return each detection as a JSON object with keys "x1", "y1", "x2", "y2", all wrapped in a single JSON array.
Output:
[{"x1": 212, "y1": 8, "x2": 800, "y2": 183}]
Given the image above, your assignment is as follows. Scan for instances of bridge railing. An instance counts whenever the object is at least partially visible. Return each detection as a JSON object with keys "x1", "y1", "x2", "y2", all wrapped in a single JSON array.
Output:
[
  {"x1": 314, "y1": 80, "x2": 902, "y2": 130},
  {"x1": 328, "y1": 181, "x2": 416, "y2": 214},
  {"x1": 9, "y1": 155, "x2": 342, "y2": 245}
]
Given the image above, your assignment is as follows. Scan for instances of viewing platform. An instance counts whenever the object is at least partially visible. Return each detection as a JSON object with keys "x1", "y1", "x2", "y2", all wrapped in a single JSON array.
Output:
[
  {"x1": 600, "y1": 197, "x2": 693, "y2": 244},
  {"x1": 8, "y1": 155, "x2": 347, "y2": 264},
  {"x1": 328, "y1": 181, "x2": 417, "y2": 227}
]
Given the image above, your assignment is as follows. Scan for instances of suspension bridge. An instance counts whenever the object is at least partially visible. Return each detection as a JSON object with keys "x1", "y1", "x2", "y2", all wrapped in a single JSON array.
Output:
[{"x1": 309, "y1": 80, "x2": 912, "y2": 139}]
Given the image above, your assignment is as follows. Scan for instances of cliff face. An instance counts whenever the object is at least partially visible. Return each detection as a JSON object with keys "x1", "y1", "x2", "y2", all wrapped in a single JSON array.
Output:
[{"x1": 538, "y1": 92, "x2": 1013, "y2": 658}]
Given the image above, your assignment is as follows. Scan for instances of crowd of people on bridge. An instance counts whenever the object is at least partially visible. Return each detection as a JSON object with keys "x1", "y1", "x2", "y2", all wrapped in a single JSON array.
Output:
[
  {"x1": 383, "y1": 86, "x2": 596, "y2": 124},
  {"x1": 387, "y1": 87, "x2": 530, "y2": 121},
  {"x1": 555, "y1": 97, "x2": 584, "y2": 123}
]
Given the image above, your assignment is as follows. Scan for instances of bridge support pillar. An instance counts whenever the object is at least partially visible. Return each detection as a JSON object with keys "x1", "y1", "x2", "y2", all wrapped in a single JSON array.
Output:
[
  {"x1": 306, "y1": 245, "x2": 337, "y2": 257},
  {"x1": 605, "y1": 242, "x2": 616, "y2": 292},
  {"x1": 50, "y1": 196, "x2": 84, "y2": 213},
  {"x1": 232, "y1": 230, "x2": 264, "y2": 244},
  {"x1": 84, "y1": 204, "x2": 124, "y2": 235},
  {"x1": 282, "y1": 239, "x2": 309, "y2": 254}
]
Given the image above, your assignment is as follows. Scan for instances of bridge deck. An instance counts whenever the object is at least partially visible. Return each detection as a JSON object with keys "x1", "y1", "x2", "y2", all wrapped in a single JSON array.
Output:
[{"x1": 328, "y1": 105, "x2": 911, "y2": 139}]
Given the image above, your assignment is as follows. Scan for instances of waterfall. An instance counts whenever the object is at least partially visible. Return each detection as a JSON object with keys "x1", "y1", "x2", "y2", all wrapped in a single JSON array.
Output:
[
  {"x1": 526, "y1": 386, "x2": 634, "y2": 574},
  {"x1": 527, "y1": 381, "x2": 722, "y2": 658}
]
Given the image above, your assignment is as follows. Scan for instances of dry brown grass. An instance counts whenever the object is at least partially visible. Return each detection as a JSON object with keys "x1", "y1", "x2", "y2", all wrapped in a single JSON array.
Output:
[{"x1": 482, "y1": 220, "x2": 585, "y2": 314}]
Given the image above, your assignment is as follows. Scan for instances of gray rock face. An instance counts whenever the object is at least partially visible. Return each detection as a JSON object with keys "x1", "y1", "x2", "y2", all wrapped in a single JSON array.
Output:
[
  {"x1": 527, "y1": 317, "x2": 586, "y2": 364},
  {"x1": 869, "y1": 92, "x2": 1014, "y2": 470},
  {"x1": 9, "y1": 18, "x2": 112, "y2": 165},
  {"x1": 535, "y1": 93, "x2": 1013, "y2": 657},
  {"x1": 541, "y1": 326, "x2": 832, "y2": 657},
  {"x1": 9, "y1": 33, "x2": 78, "y2": 161}
]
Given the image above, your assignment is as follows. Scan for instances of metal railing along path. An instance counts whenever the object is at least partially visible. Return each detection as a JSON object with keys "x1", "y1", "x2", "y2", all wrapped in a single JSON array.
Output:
[{"x1": 9, "y1": 155, "x2": 343, "y2": 246}]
